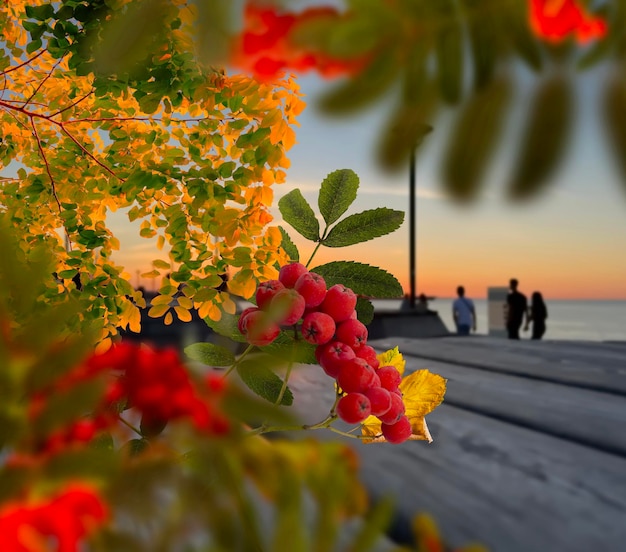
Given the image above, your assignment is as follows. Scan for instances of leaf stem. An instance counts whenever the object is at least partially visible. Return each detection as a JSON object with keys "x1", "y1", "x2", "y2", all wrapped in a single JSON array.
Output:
[
  {"x1": 275, "y1": 361, "x2": 293, "y2": 405},
  {"x1": 118, "y1": 415, "x2": 143, "y2": 437},
  {"x1": 305, "y1": 224, "x2": 329, "y2": 268},
  {"x1": 222, "y1": 344, "x2": 254, "y2": 378}
]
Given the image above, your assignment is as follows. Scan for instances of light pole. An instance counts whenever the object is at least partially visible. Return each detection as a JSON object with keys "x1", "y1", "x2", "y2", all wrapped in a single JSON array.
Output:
[{"x1": 408, "y1": 146, "x2": 417, "y2": 310}]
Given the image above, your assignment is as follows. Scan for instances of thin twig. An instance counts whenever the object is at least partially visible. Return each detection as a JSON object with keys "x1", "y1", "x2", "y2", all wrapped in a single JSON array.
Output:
[
  {"x1": 59, "y1": 124, "x2": 123, "y2": 180},
  {"x1": 51, "y1": 89, "x2": 94, "y2": 117},
  {"x1": 23, "y1": 59, "x2": 62, "y2": 108},
  {"x1": 30, "y1": 116, "x2": 61, "y2": 211},
  {"x1": 1, "y1": 51, "x2": 45, "y2": 76}
]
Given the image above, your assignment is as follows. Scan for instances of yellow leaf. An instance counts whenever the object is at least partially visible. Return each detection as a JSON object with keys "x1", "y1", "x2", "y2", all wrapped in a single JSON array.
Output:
[
  {"x1": 376, "y1": 347, "x2": 406, "y2": 376},
  {"x1": 127, "y1": 304, "x2": 142, "y2": 333},
  {"x1": 148, "y1": 304, "x2": 170, "y2": 318},
  {"x1": 94, "y1": 337, "x2": 112, "y2": 355},
  {"x1": 221, "y1": 293, "x2": 237, "y2": 315},
  {"x1": 400, "y1": 369, "x2": 447, "y2": 418},
  {"x1": 361, "y1": 415, "x2": 383, "y2": 443},
  {"x1": 361, "y1": 368, "x2": 446, "y2": 444},
  {"x1": 177, "y1": 296, "x2": 193, "y2": 309},
  {"x1": 151, "y1": 294, "x2": 173, "y2": 306},
  {"x1": 164, "y1": 311, "x2": 174, "y2": 325},
  {"x1": 174, "y1": 306, "x2": 192, "y2": 322}
]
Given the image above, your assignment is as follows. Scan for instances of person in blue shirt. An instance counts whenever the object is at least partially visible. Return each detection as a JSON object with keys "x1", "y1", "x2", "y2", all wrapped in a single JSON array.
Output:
[{"x1": 452, "y1": 286, "x2": 476, "y2": 336}]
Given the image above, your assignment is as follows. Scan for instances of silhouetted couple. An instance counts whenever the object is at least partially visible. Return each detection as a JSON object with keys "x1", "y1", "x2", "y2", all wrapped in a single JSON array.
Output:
[{"x1": 507, "y1": 278, "x2": 547, "y2": 340}]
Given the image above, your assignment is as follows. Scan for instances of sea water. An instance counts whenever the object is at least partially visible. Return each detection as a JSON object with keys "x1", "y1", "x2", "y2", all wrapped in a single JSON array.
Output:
[{"x1": 373, "y1": 299, "x2": 626, "y2": 342}]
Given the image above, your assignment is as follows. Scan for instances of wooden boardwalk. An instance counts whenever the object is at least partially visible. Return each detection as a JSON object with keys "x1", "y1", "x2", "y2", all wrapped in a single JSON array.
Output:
[{"x1": 287, "y1": 336, "x2": 626, "y2": 552}]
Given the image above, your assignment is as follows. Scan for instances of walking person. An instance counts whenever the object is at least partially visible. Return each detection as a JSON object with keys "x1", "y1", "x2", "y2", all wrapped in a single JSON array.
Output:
[
  {"x1": 525, "y1": 291, "x2": 548, "y2": 340},
  {"x1": 506, "y1": 278, "x2": 529, "y2": 339},
  {"x1": 452, "y1": 286, "x2": 476, "y2": 336}
]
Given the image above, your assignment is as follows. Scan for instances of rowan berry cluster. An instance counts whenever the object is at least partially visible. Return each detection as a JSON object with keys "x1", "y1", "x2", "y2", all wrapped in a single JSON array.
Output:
[
  {"x1": 28, "y1": 343, "x2": 230, "y2": 455},
  {"x1": 0, "y1": 484, "x2": 108, "y2": 552},
  {"x1": 239, "y1": 262, "x2": 412, "y2": 444}
]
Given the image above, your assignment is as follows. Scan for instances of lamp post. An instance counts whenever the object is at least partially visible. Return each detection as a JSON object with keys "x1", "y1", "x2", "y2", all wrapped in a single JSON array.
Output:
[{"x1": 408, "y1": 146, "x2": 417, "y2": 310}]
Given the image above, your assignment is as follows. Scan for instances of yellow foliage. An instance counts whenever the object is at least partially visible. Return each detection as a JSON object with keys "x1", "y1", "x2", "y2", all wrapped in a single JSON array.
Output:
[
  {"x1": 0, "y1": 3, "x2": 304, "y2": 342},
  {"x1": 362, "y1": 350, "x2": 446, "y2": 443}
]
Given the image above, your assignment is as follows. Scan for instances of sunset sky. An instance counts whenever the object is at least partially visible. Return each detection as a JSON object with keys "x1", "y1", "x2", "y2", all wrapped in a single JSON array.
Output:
[{"x1": 113, "y1": 66, "x2": 626, "y2": 300}]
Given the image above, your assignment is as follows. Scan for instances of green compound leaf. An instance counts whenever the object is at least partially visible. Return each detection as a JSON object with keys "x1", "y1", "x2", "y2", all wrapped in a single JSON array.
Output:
[
  {"x1": 278, "y1": 189, "x2": 320, "y2": 242},
  {"x1": 318, "y1": 168, "x2": 359, "y2": 225},
  {"x1": 355, "y1": 298, "x2": 374, "y2": 325},
  {"x1": 203, "y1": 311, "x2": 248, "y2": 343},
  {"x1": 312, "y1": 261, "x2": 403, "y2": 298},
  {"x1": 279, "y1": 226, "x2": 300, "y2": 262},
  {"x1": 322, "y1": 208, "x2": 404, "y2": 248},
  {"x1": 184, "y1": 342, "x2": 236, "y2": 367},
  {"x1": 236, "y1": 358, "x2": 294, "y2": 406},
  {"x1": 261, "y1": 331, "x2": 318, "y2": 364}
]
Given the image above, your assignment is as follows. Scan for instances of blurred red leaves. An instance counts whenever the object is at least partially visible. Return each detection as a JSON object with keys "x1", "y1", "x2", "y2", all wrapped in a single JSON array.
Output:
[
  {"x1": 0, "y1": 484, "x2": 108, "y2": 552},
  {"x1": 529, "y1": 0, "x2": 607, "y2": 43},
  {"x1": 231, "y1": 2, "x2": 366, "y2": 81}
]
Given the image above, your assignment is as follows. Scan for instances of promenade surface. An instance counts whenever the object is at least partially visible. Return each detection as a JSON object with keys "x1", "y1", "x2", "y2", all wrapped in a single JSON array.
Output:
[{"x1": 286, "y1": 336, "x2": 626, "y2": 552}]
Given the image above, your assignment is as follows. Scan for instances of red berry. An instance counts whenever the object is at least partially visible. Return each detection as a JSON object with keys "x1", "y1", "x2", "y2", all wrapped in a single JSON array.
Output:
[
  {"x1": 269, "y1": 288, "x2": 306, "y2": 326},
  {"x1": 337, "y1": 358, "x2": 378, "y2": 393},
  {"x1": 382, "y1": 415, "x2": 412, "y2": 444},
  {"x1": 364, "y1": 387, "x2": 392, "y2": 417},
  {"x1": 337, "y1": 392, "x2": 371, "y2": 424},
  {"x1": 335, "y1": 319, "x2": 368, "y2": 349},
  {"x1": 317, "y1": 341, "x2": 356, "y2": 378},
  {"x1": 69, "y1": 420, "x2": 96, "y2": 442},
  {"x1": 377, "y1": 365, "x2": 402, "y2": 392},
  {"x1": 255, "y1": 279, "x2": 285, "y2": 310},
  {"x1": 301, "y1": 312, "x2": 336, "y2": 345},
  {"x1": 278, "y1": 262, "x2": 308, "y2": 288},
  {"x1": 238, "y1": 306, "x2": 259, "y2": 334},
  {"x1": 320, "y1": 284, "x2": 357, "y2": 322},
  {"x1": 355, "y1": 345, "x2": 380, "y2": 369},
  {"x1": 294, "y1": 272, "x2": 327, "y2": 308},
  {"x1": 377, "y1": 392, "x2": 405, "y2": 424},
  {"x1": 244, "y1": 310, "x2": 281, "y2": 346}
]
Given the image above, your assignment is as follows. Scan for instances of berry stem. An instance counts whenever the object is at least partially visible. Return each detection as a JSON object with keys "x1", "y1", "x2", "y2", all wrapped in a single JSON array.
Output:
[
  {"x1": 327, "y1": 426, "x2": 369, "y2": 440},
  {"x1": 247, "y1": 413, "x2": 338, "y2": 436}
]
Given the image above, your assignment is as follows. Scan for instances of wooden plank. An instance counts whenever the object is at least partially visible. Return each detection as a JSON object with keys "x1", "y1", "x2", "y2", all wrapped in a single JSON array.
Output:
[
  {"x1": 370, "y1": 336, "x2": 626, "y2": 395},
  {"x1": 285, "y1": 361, "x2": 626, "y2": 552},
  {"x1": 399, "y1": 356, "x2": 626, "y2": 457},
  {"x1": 353, "y1": 405, "x2": 626, "y2": 552}
]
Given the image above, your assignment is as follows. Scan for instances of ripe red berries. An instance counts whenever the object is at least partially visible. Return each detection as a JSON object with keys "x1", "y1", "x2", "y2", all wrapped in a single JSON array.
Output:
[
  {"x1": 382, "y1": 416, "x2": 412, "y2": 444},
  {"x1": 238, "y1": 264, "x2": 413, "y2": 444},
  {"x1": 321, "y1": 284, "x2": 357, "y2": 322},
  {"x1": 278, "y1": 262, "x2": 308, "y2": 288},
  {"x1": 337, "y1": 393, "x2": 371, "y2": 424},
  {"x1": 301, "y1": 312, "x2": 336, "y2": 345}
]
